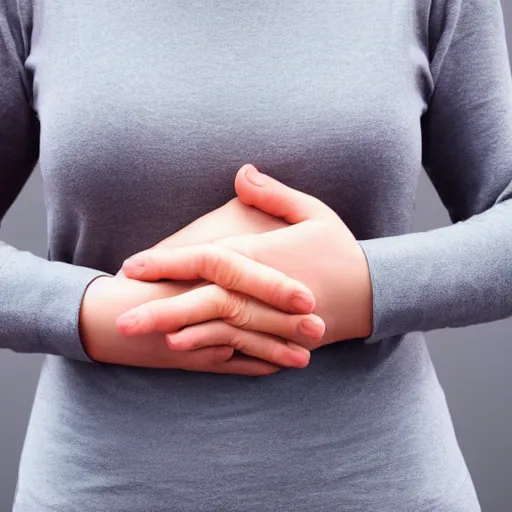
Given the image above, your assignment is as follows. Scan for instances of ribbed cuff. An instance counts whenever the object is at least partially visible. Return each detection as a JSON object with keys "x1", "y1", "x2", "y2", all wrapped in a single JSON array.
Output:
[
  {"x1": 0, "y1": 244, "x2": 110, "y2": 361},
  {"x1": 358, "y1": 215, "x2": 512, "y2": 344}
]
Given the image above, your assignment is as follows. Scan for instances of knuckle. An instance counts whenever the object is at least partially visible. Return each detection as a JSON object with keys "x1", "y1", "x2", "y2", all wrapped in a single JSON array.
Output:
[
  {"x1": 203, "y1": 248, "x2": 242, "y2": 290},
  {"x1": 206, "y1": 284, "x2": 229, "y2": 318},
  {"x1": 228, "y1": 330, "x2": 246, "y2": 352},
  {"x1": 210, "y1": 346, "x2": 233, "y2": 364},
  {"x1": 223, "y1": 293, "x2": 251, "y2": 328}
]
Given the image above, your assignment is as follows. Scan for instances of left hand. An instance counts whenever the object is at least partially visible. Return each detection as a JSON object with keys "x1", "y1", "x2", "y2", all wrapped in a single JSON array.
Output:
[
  {"x1": 114, "y1": 197, "x2": 325, "y2": 368},
  {"x1": 121, "y1": 164, "x2": 373, "y2": 351}
]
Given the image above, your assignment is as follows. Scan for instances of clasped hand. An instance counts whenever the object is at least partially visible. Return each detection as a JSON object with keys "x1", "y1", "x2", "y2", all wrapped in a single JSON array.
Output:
[{"x1": 115, "y1": 164, "x2": 373, "y2": 372}]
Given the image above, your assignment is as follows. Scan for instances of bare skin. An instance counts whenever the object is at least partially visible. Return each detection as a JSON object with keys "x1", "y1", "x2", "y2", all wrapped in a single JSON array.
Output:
[
  {"x1": 80, "y1": 197, "x2": 323, "y2": 375},
  {"x1": 120, "y1": 165, "x2": 373, "y2": 351},
  {"x1": 81, "y1": 164, "x2": 372, "y2": 374}
]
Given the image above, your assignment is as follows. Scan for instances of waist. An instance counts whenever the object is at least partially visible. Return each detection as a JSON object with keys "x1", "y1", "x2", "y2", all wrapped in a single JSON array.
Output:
[{"x1": 15, "y1": 334, "x2": 471, "y2": 511}]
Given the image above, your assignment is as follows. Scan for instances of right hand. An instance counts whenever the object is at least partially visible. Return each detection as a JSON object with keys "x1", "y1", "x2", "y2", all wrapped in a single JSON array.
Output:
[
  {"x1": 80, "y1": 274, "x2": 288, "y2": 375},
  {"x1": 80, "y1": 199, "x2": 323, "y2": 374},
  {"x1": 151, "y1": 197, "x2": 290, "y2": 250}
]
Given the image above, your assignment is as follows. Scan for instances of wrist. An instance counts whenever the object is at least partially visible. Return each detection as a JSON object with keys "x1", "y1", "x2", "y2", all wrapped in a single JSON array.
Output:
[
  {"x1": 354, "y1": 243, "x2": 373, "y2": 339},
  {"x1": 79, "y1": 273, "x2": 203, "y2": 362},
  {"x1": 79, "y1": 275, "x2": 114, "y2": 361},
  {"x1": 355, "y1": 244, "x2": 373, "y2": 338}
]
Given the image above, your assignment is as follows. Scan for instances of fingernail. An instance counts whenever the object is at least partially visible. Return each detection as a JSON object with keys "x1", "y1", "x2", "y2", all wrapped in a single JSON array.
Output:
[
  {"x1": 286, "y1": 341, "x2": 311, "y2": 357},
  {"x1": 117, "y1": 313, "x2": 139, "y2": 331},
  {"x1": 244, "y1": 164, "x2": 268, "y2": 187},
  {"x1": 122, "y1": 256, "x2": 146, "y2": 275},
  {"x1": 300, "y1": 317, "x2": 325, "y2": 339},
  {"x1": 291, "y1": 292, "x2": 315, "y2": 313}
]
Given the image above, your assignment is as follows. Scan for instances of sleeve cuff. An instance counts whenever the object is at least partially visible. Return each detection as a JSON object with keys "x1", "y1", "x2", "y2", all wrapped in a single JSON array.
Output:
[
  {"x1": 357, "y1": 214, "x2": 512, "y2": 344},
  {"x1": 37, "y1": 264, "x2": 112, "y2": 362},
  {"x1": 0, "y1": 244, "x2": 111, "y2": 361},
  {"x1": 358, "y1": 230, "x2": 447, "y2": 344}
]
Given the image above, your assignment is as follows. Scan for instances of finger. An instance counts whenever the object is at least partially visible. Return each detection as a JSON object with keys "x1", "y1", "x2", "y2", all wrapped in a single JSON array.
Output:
[
  {"x1": 177, "y1": 346, "x2": 236, "y2": 367},
  {"x1": 178, "y1": 346, "x2": 281, "y2": 376},
  {"x1": 121, "y1": 245, "x2": 315, "y2": 314},
  {"x1": 234, "y1": 164, "x2": 337, "y2": 223},
  {"x1": 170, "y1": 347, "x2": 237, "y2": 369},
  {"x1": 116, "y1": 285, "x2": 324, "y2": 343},
  {"x1": 116, "y1": 284, "x2": 228, "y2": 335},
  {"x1": 165, "y1": 320, "x2": 311, "y2": 368},
  {"x1": 144, "y1": 344, "x2": 281, "y2": 376},
  {"x1": 209, "y1": 354, "x2": 282, "y2": 376},
  {"x1": 94, "y1": 336, "x2": 236, "y2": 369}
]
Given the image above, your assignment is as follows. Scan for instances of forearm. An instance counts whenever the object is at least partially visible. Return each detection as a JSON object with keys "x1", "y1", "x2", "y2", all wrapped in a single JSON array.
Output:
[
  {"x1": 359, "y1": 198, "x2": 512, "y2": 342},
  {"x1": 0, "y1": 242, "x2": 108, "y2": 360}
]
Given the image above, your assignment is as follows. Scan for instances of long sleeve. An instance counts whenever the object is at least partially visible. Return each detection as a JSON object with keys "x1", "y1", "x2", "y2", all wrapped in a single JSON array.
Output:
[
  {"x1": 359, "y1": 0, "x2": 512, "y2": 343},
  {"x1": 0, "y1": 0, "x2": 108, "y2": 361}
]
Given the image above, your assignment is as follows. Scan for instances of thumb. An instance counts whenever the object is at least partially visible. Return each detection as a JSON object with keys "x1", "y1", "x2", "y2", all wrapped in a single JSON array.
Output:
[{"x1": 234, "y1": 164, "x2": 336, "y2": 224}]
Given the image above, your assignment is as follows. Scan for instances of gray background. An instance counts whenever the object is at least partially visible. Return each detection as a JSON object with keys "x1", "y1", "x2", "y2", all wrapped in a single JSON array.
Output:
[{"x1": 1, "y1": 2, "x2": 511, "y2": 510}]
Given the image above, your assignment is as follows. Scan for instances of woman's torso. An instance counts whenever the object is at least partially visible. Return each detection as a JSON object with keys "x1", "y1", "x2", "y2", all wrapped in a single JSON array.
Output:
[{"x1": 14, "y1": 1, "x2": 479, "y2": 510}]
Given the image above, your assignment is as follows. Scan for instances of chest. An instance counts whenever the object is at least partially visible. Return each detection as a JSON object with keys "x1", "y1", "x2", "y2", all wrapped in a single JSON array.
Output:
[{"x1": 27, "y1": 0, "x2": 432, "y2": 236}]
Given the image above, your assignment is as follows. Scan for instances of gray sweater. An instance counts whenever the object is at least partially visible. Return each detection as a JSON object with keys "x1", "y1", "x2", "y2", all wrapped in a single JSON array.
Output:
[{"x1": 2, "y1": 0, "x2": 511, "y2": 510}]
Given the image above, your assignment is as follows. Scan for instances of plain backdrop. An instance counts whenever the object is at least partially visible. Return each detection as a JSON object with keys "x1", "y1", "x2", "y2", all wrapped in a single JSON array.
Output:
[{"x1": 1, "y1": 2, "x2": 511, "y2": 510}]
